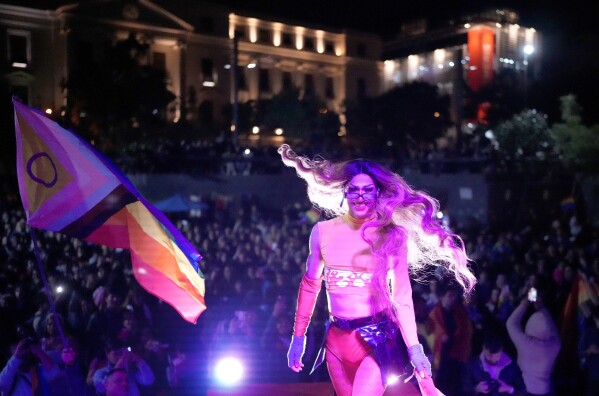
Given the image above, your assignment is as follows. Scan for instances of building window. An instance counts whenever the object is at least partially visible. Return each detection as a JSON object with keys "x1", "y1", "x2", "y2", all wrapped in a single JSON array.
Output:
[
  {"x1": 153, "y1": 52, "x2": 166, "y2": 70},
  {"x1": 282, "y1": 32, "x2": 292, "y2": 47},
  {"x1": 304, "y1": 37, "x2": 314, "y2": 51},
  {"x1": 259, "y1": 68, "x2": 270, "y2": 92},
  {"x1": 325, "y1": 77, "x2": 335, "y2": 99},
  {"x1": 325, "y1": 41, "x2": 335, "y2": 54},
  {"x1": 304, "y1": 74, "x2": 314, "y2": 96},
  {"x1": 234, "y1": 29, "x2": 245, "y2": 40},
  {"x1": 238, "y1": 69, "x2": 247, "y2": 90},
  {"x1": 282, "y1": 71, "x2": 293, "y2": 90},
  {"x1": 202, "y1": 58, "x2": 214, "y2": 82},
  {"x1": 357, "y1": 43, "x2": 367, "y2": 58},
  {"x1": 357, "y1": 78, "x2": 366, "y2": 98},
  {"x1": 258, "y1": 29, "x2": 270, "y2": 43},
  {"x1": 8, "y1": 30, "x2": 30, "y2": 68}
]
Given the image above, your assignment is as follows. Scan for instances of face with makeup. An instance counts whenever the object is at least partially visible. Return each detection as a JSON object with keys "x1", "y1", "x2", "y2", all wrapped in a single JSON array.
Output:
[{"x1": 345, "y1": 173, "x2": 378, "y2": 219}]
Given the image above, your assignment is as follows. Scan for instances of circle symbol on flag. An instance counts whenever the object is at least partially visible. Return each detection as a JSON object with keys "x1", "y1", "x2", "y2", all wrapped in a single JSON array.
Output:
[{"x1": 27, "y1": 152, "x2": 58, "y2": 188}]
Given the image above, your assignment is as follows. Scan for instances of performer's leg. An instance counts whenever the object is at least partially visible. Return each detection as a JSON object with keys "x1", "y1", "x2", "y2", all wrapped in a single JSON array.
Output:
[
  {"x1": 326, "y1": 349, "x2": 355, "y2": 396},
  {"x1": 352, "y1": 354, "x2": 385, "y2": 396}
]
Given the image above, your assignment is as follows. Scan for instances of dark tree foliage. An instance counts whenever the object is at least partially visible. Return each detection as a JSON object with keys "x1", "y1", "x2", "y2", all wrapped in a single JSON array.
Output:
[
  {"x1": 345, "y1": 81, "x2": 451, "y2": 152},
  {"x1": 65, "y1": 33, "x2": 175, "y2": 148}
]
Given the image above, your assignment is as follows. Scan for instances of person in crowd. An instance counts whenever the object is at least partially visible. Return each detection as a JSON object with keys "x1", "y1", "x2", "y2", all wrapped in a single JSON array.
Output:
[
  {"x1": 427, "y1": 283, "x2": 473, "y2": 396},
  {"x1": 579, "y1": 308, "x2": 599, "y2": 396},
  {"x1": 506, "y1": 295, "x2": 561, "y2": 396},
  {"x1": 92, "y1": 338, "x2": 154, "y2": 396},
  {"x1": 279, "y1": 144, "x2": 476, "y2": 396},
  {"x1": 0, "y1": 336, "x2": 59, "y2": 395},
  {"x1": 463, "y1": 334, "x2": 525, "y2": 396},
  {"x1": 104, "y1": 368, "x2": 129, "y2": 396}
]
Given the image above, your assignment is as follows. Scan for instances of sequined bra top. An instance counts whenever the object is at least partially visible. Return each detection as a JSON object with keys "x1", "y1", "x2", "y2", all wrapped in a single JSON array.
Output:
[{"x1": 318, "y1": 214, "x2": 378, "y2": 296}]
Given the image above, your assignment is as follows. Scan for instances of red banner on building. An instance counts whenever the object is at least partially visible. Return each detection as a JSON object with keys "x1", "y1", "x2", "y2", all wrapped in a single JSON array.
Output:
[{"x1": 467, "y1": 27, "x2": 495, "y2": 92}]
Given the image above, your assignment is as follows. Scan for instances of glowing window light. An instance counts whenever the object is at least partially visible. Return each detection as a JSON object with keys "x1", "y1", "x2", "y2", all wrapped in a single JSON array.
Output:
[
  {"x1": 295, "y1": 27, "x2": 305, "y2": 50},
  {"x1": 273, "y1": 23, "x2": 282, "y2": 46},
  {"x1": 248, "y1": 18, "x2": 258, "y2": 43},
  {"x1": 316, "y1": 30, "x2": 325, "y2": 53}
]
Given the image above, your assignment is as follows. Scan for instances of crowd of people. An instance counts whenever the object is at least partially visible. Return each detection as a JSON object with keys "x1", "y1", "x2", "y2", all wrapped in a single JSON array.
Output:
[
  {"x1": 0, "y1": 167, "x2": 597, "y2": 395},
  {"x1": 110, "y1": 133, "x2": 500, "y2": 177}
]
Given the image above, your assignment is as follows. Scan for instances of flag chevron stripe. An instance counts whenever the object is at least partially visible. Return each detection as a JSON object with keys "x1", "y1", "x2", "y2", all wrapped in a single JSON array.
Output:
[
  {"x1": 14, "y1": 98, "x2": 206, "y2": 324},
  {"x1": 61, "y1": 185, "x2": 138, "y2": 240}
]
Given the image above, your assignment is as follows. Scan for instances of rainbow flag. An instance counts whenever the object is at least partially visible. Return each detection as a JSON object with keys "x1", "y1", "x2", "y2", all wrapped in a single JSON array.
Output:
[{"x1": 13, "y1": 98, "x2": 206, "y2": 323}]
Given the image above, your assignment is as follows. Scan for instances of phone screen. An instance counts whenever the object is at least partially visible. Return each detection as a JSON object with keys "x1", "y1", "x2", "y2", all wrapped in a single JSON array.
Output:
[{"x1": 527, "y1": 287, "x2": 537, "y2": 302}]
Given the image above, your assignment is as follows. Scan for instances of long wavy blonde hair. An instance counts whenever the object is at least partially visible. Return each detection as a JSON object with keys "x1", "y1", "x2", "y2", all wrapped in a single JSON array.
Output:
[{"x1": 278, "y1": 144, "x2": 476, "y2": 317}]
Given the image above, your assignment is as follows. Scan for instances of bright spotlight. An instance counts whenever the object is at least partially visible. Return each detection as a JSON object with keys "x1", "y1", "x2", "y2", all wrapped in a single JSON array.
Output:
[
  {"x1": 214, "y1": 357, "x2": 244, "y2": 386},
  {"x1": 274, "y1": 128, "x2": 284, "y2": 135},
  {"x1": 387, "y1": 375, "x2": 400, "y2": 385},
  {"x1": 436, "y1": 211, "x2": 444, "y2": 220},
  {"x1": 523, "y1": 45, "x2": 535, "y2": 55}
]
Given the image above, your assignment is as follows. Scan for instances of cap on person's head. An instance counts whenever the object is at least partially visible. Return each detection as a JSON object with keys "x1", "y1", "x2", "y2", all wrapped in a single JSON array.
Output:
[{"x1": 525, "y1": 311, "x2": 557, "y2": 341}]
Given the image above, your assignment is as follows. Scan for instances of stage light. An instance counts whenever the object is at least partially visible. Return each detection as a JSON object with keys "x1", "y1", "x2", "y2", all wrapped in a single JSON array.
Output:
[{"x1": 214, "y1": 357, "x2": 244, "y2": 386}]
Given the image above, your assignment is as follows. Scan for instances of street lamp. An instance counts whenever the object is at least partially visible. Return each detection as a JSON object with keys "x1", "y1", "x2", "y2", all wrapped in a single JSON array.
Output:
[{"x1": 523, "y1": 45, "x2": 535, "y2": 107}]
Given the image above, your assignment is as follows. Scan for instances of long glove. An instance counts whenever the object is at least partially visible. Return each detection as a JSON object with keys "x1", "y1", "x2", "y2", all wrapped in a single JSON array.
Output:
[
  {"x1": 287, "y1": 335, "x2": 306, "y2": 372},
  {"x1": 407, "y1": 344, "x2": 432, "y2": 378}
]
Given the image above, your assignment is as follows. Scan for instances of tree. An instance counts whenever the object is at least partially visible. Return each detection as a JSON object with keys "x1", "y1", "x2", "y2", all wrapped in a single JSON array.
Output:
[
  {"x1": 345, "y1": 81, "x2": 451, "y2": 154},
  {"x1": 66, "y1": 33, "x2": 175, "y2": 148},
  {"x1": 494, "y1": 109, "x2": 555, "y2": 160},
  {"x1": 553, "y1": 95, "x2": 599, "y2": 174},
  {"x1": 262, "y1": 87, "x2": 340, "y2": 141}
]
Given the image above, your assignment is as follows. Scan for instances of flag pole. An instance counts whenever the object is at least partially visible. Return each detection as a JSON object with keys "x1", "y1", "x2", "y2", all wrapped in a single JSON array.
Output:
[{"x1": 29, "y1": 227, "x2": 69, "y2": 348}]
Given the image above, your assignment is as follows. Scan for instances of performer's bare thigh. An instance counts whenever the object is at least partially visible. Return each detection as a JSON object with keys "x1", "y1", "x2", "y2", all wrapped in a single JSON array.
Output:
[{"x1": 326, "y1": 348, "x2": 355, "y2": 396}]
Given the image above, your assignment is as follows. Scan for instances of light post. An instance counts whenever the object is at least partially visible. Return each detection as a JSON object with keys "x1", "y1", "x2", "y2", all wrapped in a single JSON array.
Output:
[{"x1": 523, "y1": 44, "x2": 534, "y2": 107}]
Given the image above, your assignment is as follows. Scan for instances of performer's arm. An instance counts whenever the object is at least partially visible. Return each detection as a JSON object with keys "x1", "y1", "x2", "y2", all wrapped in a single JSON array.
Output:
[
  {"x1": 288, "y1": 223, "x2": 324, "y2": 372},
  {"x1": 390, "y1": 242, "x2": 419, "y2": 347},
  {"x1": 293, "y1": 223, "x2": 324, "y2": 336},
  {"x1": 390, "y1": 241, "x2": 434, "y2": 387}
]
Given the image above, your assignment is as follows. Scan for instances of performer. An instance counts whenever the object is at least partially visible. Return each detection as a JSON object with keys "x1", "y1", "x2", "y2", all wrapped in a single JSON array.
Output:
[{"x1": 280, "y1": 145, "x2": 476, "y2": 396}]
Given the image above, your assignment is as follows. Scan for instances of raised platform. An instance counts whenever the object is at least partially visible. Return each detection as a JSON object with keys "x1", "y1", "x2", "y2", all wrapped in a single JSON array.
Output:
[{"x1": 208, "y1": 380, "x2": 421, "y2": 395}]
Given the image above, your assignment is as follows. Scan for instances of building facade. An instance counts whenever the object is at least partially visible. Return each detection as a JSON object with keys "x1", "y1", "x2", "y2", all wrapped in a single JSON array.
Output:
[
  {"x1": 1, "y1": 0, "x2": 383, "y2": 136},
  {"x1": 382, "y1": 8, "x2": 540, "y2": 128}
]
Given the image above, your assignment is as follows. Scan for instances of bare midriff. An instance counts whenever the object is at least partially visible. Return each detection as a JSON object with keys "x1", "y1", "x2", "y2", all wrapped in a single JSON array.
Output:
[
  {"x1": 327, "y1": 292, "x2": 378, "y2": 319},
  {"x1": 319, "y1": 214, "x2": 383, "y2": 319}
]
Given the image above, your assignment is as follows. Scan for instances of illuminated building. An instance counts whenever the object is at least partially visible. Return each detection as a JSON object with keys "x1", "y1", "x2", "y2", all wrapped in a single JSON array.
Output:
[
  {"x1": 382, "y1": 8, "x2": 540, "y2": 128},
  {"x1": 0, "y1": 0, "x2": 382, "y2": 133}
]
